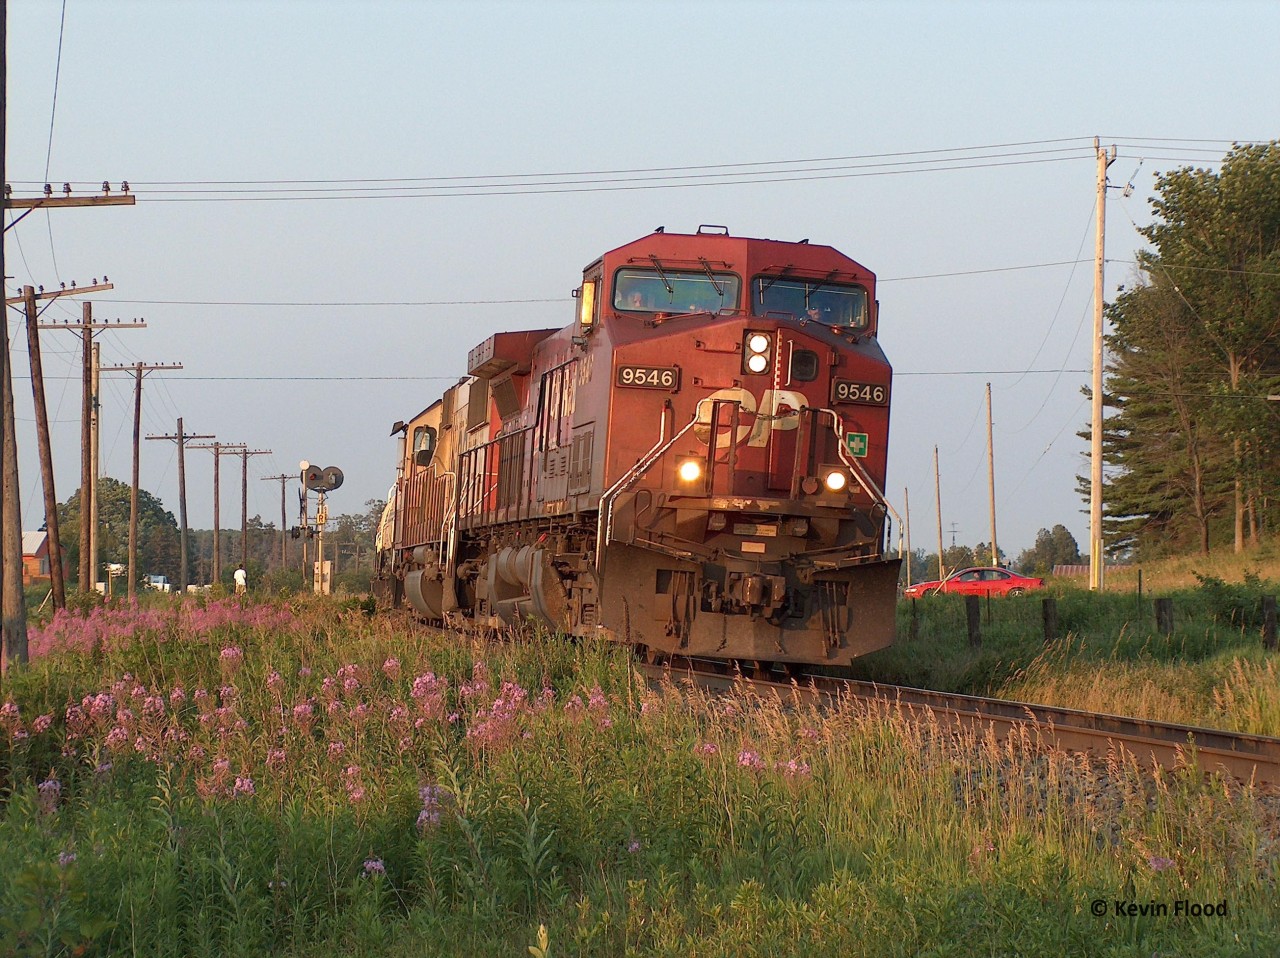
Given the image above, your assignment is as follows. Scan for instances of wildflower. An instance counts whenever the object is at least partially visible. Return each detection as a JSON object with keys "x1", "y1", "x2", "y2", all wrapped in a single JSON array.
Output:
[
  {"x1": 970, "y1": 839, "x2": 996, "y2": 863},
  {"x1": 219, "y1": 646, "x2": 244, "y2": 672},
  {"x1": 737, "y1": 749, "x2": 766, "y2": 771},
  {"x1": 104, "y1": 726, "x2": 129, "y2": 751},
  {"x1": 327, "y1": 741, "x2": 346, "y2": 760},
  {"x1": 169, "y1": 687, "x2": 187, "y2": 706},
  {"x1": 695, "y1": 742, "x2": 719, "y2": 755},
  {"x1": 777, "y1": 758, "x2": 812, "y2": 778},
  {"x1": 363, "y1": 858, "x2": 385, "y2": 876},
  {"x1": 627, "y1": 840, "x2": 642, "y2": 854},
  {"x1": 1148, "y1": 855, "x2": 1176, "y2": 872},
  {"x1": 33, "y1": 714, "x2": 54, "y2": 734},
  {"x1": 0, "y1": 700, "x2": 22, "y2": 732},
  {"x1": 266, "y1": 671, "x2": 284, "y2": 692},
  {"x1": 298, "y1": 666, "x2": 312, "y2": 678},
  {"x1": 382, "y1": 657, "x2": 401, "y2": 680},
  {"x1": 446, "y1": 712, "x2": 460, "y2": 724},
  {"x1": 37, "y1": 778, "x2": 62, "y2": 814},
  {"x1": 266, "y1": 748, "x2": 287, "y2": 769},
  {"x1": 799, "y1": 726, "x2": 820, "y2": 741},
  {"x1": 94, "y1": 761, "x2": 113, "y2": 776},
  {"x1": 58, "y1": 851, "x2": 77, "y2": 867},
  {"x1": 234, "y1": 775, "x2": 256, "y2": 797}
]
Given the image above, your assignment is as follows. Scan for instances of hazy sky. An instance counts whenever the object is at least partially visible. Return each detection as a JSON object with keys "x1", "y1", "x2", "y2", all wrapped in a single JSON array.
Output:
[{"x1": 4, "y1": 0, "x2": 1277, "y2": 558}]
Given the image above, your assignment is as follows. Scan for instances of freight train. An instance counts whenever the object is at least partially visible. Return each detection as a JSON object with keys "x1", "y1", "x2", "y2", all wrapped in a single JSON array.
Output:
[{"x1": 373, "y1": 227, "x2": 900, "y2": 666}]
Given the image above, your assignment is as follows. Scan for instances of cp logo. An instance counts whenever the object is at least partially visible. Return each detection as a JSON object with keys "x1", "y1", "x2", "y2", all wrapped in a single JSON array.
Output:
[{"x1": 694, "y1": 388, "x2": 808, "y2": 449}]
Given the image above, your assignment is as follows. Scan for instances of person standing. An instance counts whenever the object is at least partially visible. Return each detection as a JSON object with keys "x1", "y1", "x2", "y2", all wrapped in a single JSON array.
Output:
[{"x1": 233, "y1": 565, "x2": 248, "y2": 596}]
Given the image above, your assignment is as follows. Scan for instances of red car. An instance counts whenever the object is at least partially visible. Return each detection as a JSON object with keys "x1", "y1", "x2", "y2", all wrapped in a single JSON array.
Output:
[{"x1": 902, "y1": 566, "x2": 1044, "y2": 599}]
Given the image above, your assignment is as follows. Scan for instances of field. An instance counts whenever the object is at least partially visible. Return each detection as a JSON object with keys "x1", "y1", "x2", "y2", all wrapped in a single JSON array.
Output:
[
  {"x1": 2, "y1": 587, "x2": 1277, "y2": 957},
  {"x1": 859, "y1": 554, "x2": 1280, "y2": 737}
]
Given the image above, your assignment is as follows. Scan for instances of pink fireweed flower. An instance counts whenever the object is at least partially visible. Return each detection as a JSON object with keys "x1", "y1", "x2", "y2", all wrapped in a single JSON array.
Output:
[
  {"x1": 266, "y1": 748, "x2": 287, "y2": 769},
  {"x1": 327, "y1": 741, "x2": 346, "y2": 760},
  {"x1": 1148, "y1": 855, "x2": 1176, "y2": 872},
  {"x1": 0, "y1": 700, "x2": 21, "y2": 732},
  {"x1": 37, "y1": 778, "x2": 61, "y2": 814},
  {"x1": 799, "y1": 727, "x2": 820, "y2": 741},
  {"x1": 737, "y1": 750, "x2": 766, "y2": 771},
  {"x1": 382, "y1": 657, "x2": 401, "y2": 680},
  {"x1": 234, "y1": 775, "x2": 256, "y2": 797},
  {"x1": 266, "y1": 671, "x2": 284, "y2": 693},
  {"x1": 695, "y1": 742, "x2": 719, "y2": 755},
  {"x1": 777, "y1": 758, "x2": 812, "y2": 778},
  {"x1": 363, "y1": 858, "x2": 385, "y2": 876},
  {"x1": 219, "y1": 646, "x2": 244, "y2": 672},
  {"x1": 169, "y1": 687, "x2": 187, "y2": 706},
  {"x1": 33, "y1": 714, "x2": 54, "y2": 734},
  {"x1": 298, "y1": 666, "x2": 312, "y2": 678},
  {"x1": 627, "y1": 840, "x2": 642, "y2": 854},
  {"x1": 58, "y1": 851, "x2": 77, "y2": 867},
  {"x1": 104, "y1": 726, "x2": 129, "y2": 751}
]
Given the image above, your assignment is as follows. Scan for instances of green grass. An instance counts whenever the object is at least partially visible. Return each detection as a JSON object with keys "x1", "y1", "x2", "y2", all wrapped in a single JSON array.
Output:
[
  {"x1": 1, "y1": 597, "x2": 1277, "y2": 955},
  {"x1": 857, "y1": 561, "x2": 1280, "y2": 735}
]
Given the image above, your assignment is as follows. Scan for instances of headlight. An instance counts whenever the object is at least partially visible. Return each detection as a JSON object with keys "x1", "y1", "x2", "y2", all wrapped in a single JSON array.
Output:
[
  {"x1": 677, "y1": 458, "x2": 703, "y2": 483},
  {"x1": 742, "y1": 330, "x2": 773, "y2": 375},
  {"x1": 824, "y1": 470, "x2": 848, "y2": 492}
]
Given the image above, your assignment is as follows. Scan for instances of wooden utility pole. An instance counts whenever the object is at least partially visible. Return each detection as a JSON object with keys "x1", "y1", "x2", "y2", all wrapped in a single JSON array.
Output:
[
  {"x1": 101, "y1": 362, "x2": 182, "y2": 597},
  {"x1": 986, "y1": 382, "x2": 998, "y2": 566},
  {"x1": 903, "y1": 486, "x2": 912, "y2": 589},
  {"x1": 933, "y1": 446, "x2": 945, "y2": 580},
  {"x1": 36, "y1": 305, "x2": 144, "y2": 591},
  {"x1": 22, "y1": 286, "x2": 70, "y2": 611},
  {"x1": 148, "y1": 420, "x2": 213, "y2": 593},
  {"x1": 229, "y1": 448, "x2": 271, "y2": 567},
  {"x1": 2, "y1": 140, "x2": 134, "y2": 669},
  {"x1": 12, "y1": 283, "x2": 114, "y2": 609},
  {"x1": 261, "y1": 474, "x2": 293, "y2": 570},
  {"x1": 190, "y1": 442, "x2": 245, "y2": 585},
  {"x1": 1090, "y1": 137, "x2": 1116, "y2": 592}
]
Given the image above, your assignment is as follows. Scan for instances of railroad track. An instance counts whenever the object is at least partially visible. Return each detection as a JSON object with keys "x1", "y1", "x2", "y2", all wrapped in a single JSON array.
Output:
[{"x1": 638, "y1": 659, "x2": 1280, "y2": 788}]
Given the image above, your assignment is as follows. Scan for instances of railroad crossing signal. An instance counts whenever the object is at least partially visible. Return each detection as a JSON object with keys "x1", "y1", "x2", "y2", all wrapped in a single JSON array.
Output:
[{"x1": 845, "y1": 432, "x2": 869, "y2": 458}]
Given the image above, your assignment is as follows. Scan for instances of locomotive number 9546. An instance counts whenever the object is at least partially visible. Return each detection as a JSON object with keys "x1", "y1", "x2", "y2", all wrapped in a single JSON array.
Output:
[
  {"x1": 617, "y1": 365, "x2": 680, "y2": 389},
  {"x1": 832, "y1": 379, "x2": 889, "y2": 405}
]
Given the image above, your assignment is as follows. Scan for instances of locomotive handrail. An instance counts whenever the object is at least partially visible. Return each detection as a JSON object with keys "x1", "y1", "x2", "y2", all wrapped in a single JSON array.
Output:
[
  {"x1": 816, "y1": 406, "x2": 903, "y2": 532},
  {"x1": 597, "y1": 402, "x2": 712, "y2": 575}
]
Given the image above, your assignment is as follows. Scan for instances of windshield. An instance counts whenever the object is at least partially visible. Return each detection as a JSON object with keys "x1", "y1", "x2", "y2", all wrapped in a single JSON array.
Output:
[
  {"x1": 613, "y1": 268, "x2": 740, "y2": 315},
  {"x1": 751, "y1": 277, "x2": 869, "y2": 329}
]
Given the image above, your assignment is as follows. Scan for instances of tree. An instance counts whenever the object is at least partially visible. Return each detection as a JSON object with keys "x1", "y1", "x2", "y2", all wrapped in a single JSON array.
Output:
[
  {"x1": 1015, "y1": 525, "x2": 1082, "y2": 576},
  {"x1": 1097, "y1": 142, "x2": 1280, "y2": 556},
  {"x1": 57, "y1": 478, "x2": 180, "y2": 588}
]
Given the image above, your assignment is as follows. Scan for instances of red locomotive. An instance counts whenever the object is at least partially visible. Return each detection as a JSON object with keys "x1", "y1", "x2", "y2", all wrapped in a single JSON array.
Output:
[{"x1": 374, "y1": 227, "x2": 900, "y2": 666}]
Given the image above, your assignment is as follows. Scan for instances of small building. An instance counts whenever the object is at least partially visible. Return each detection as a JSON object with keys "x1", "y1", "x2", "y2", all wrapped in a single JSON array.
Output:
[{"x1": 22, "y1": 531, "x2": 51, "y2": 586}]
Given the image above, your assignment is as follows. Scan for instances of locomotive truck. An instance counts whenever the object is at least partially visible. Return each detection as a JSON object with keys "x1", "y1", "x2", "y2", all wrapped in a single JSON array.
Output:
[{"x1": 374, "y1": 226, "x2": 900, "y2": 666}]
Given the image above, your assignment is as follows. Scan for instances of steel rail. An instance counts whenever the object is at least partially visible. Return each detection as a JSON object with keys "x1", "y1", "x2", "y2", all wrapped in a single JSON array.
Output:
[{"x1": 639, "y1": 659, "x2": 1280, "y2": 787}]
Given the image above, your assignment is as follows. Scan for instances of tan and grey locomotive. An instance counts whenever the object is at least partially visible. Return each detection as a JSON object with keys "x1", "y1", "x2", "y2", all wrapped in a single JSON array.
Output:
[{"x1": 374, "y1": 227, "x2": 900, "y2": 665}]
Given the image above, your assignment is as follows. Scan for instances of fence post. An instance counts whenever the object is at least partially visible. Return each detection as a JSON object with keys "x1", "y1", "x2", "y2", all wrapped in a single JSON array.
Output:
[
  {"x1": 1042, "y1": 596, "x2": 1058, "y2": 644},
  {"x1": 965, "y1": 594, "x2": 981, "y2": 647},
  {"x1": 1155, "y1": 597, "x2": 1174, "y2": 636},
  {"x1": 1263, "y1": 595, "x2": 1277, "y2": 651}
]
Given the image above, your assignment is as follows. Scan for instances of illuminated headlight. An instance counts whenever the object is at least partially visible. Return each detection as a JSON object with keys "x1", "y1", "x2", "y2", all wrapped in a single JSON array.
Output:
[
  {"x1": 742, "y1": 330, "x2": 773, "y2": 375},
  {"x1": 823, "y1": 470, "x2": 848, "y2": 492},
  {"x1": 677, "y1": 458, "x2": 704, "y2": 483}
]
